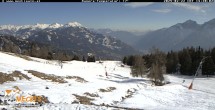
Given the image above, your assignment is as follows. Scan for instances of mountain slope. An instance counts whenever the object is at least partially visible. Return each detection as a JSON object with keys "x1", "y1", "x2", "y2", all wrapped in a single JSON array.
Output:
[
  {"x1": 91, "y1": 28, "x2": 142, "y2": 46},
  {"x1": 175, "y1": 19, "x2": 215, "y2": 50},
  {"x1": 0, "y1": 52, "x2": 215, "y2": 110},
  {"x1": 135, "y1": 19, "x2": 215, "y2": 52},
  {"x1": 0, "y1": 22, "x2": 139, "y2": 59}
]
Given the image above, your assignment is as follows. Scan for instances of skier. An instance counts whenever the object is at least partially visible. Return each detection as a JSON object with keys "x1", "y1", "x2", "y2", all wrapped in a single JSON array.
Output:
[
  {"x1": 61, "y1": 63, "x2": 63, "y2": 69},
  {"x1": 105, "y1": 66, "x2": 108, "y2": 77},
  {"x1": 182, "y1": 79, "x2": 185, "y2": 83},
  {"x1": 105, "y1": 72, "x2": 108, "y2": 77},
  {"x1": 60, "y1": 61, "x2": 63, "y2": 69}
]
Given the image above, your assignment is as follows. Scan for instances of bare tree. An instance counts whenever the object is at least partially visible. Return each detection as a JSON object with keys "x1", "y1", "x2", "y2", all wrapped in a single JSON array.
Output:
[
  {"x1": 148, "y1": 61, "x2": 165, "y2": 86},
  {"x1": 147, "y1": 48, "x2": 166, "y2": 86},
  {"x1": 131, "y1": 55, "x2": 146, "y2": 77}
]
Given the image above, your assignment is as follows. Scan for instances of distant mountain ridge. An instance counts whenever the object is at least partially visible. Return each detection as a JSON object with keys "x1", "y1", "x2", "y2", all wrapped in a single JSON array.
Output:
[
  {"x1": 135, "y1": 18, "x2": 215, "y2": 52},
  {"x1": 0, "y1": 22, "x2": 139, "y2": 59}
]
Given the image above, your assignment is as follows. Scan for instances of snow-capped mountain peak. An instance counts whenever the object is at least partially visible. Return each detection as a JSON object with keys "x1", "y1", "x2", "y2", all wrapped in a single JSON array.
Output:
[
  {"x1": 0, "y1": 25, "x2": 22, "y2": 31},
  {"x1": 64, "y1": 22, "x2": 82, "y2": 27},
  {"x1": 0, "y1": 21, "x2": 138, "y2": 59},
  {"x1": 49, "y1": 23, "x2": 63, "y2": 29},
  {"x1": 0, "y1": 21, "x2": 83, "y2": 32},
  {"x1": 32, "y1": 23, "x2": 50, "y2": 29}
]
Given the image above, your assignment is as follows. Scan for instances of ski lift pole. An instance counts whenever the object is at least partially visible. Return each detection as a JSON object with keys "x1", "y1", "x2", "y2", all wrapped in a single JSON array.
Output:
[{"x1": 188, "y1": 56, "x2": 208, "y2": 90}]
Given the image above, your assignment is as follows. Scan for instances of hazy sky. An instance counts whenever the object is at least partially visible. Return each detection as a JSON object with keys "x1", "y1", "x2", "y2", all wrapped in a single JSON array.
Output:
[{"x1": 0, "y1": 2, "x2": 215, "y2": 31}]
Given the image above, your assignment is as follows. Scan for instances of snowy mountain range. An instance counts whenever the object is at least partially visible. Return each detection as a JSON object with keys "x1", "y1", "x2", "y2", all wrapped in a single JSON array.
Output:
[
  {"x1": 0, "y1": 22, "x2": 138, "y2": 59},
  {"x1": 135, "y1": 18, "x2": 215, "y2": 52},
  {"x1": 2, "y1": 18, "x2": 214, "y2": 56},
  {"x1": 0, "y1": 22, "x2": 81, "y2": 30}
]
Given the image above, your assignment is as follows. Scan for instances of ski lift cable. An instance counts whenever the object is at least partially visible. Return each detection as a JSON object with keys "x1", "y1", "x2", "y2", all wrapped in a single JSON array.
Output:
[
  {"x1": 192, "y1": 56, "x2": 210, "y2": 83},
  {"x1": 189, "y1": 56, "x2": 210, "y2": 90}
]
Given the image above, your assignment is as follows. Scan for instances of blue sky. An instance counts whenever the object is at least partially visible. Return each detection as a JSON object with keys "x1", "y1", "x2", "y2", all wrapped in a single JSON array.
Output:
[{"x1": 0, "y1": 2, "x2": 215, "y2": 31}]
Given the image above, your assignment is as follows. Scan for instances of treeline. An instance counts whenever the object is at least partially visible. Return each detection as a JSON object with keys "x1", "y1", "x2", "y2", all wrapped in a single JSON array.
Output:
[
  {"x1": 25, "y1": 42, "x2": 96, "y2": 62},
  {"x1": 2, "y1": 42, "x2": 96, "y2": 62},
  {"x1": 166, "y1": 46, "x2": 215, "y2": 76},
  {"x1": 123, "y1": 47, "x2": 215, "y2": 85},
  {"x1": 0, "y1": 35, "x2": 96, "y2": 62},
  {"x1": 123, "y1": 46, "x2": 215, "y2": 76}
]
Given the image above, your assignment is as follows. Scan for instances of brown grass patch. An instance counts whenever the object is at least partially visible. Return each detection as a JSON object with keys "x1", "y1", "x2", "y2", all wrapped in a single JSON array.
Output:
[
  {"x1": 99, "y1": 87, "x2": 116, "y2": 92},
  {"x1": 65, "y1": 76, "x2": 88, "y2": 83},
  {"x1": 11, "y1": 71, "x2": 31, "y2": 80},
  {"x1": 0, "y1": 71, "x2": 31, "y2": 84},
  {"x1": 73, "y1": 94, "x2": 94, "y2": 105},
  {"x1": 16, "y1": 54, "x2": 32, "y2": 61},
  {"x1": 31, "y1": 94, "x2": 50, "y2": 106},
  {"x1": 121, "y1": 89, "x2": 136, "y2": 102},
  {"x1": 99, "y1": 88, "x2": 109, "y2": 92},
  {"x1": 84, "y1": 92, "x2": 99, "y2": 97},
  {"x1": 0, "y1": 72, "x2": 15, "y2": 84},
  {"x1": 27, "y1": 70, "x2": 67, "y2": 83},
  {"x1": 7, "y1": 53, "x2": 32, "y2": 61}
]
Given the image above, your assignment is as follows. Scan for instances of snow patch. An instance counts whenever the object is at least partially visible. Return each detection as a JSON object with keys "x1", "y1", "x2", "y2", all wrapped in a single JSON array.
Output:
[
  {"x1": 48, "y1": 23, "x2": 63, "y2": 29},
  {"x1": 64, "y1": 22, "x2": 82, "y2": 28},
  {"x1": 47, "y1": 35, "x2": 51, "y2": 41}
]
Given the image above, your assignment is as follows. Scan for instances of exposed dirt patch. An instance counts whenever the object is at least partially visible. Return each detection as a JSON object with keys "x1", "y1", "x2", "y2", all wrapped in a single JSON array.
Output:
[
  {"x1": 121, "y1": 89, "x2": 135, "y2": 102},
  {"x1": 99, "y1": 89, "x2": 109, "y2": 92},
  {"x1": 108, "y1": 87, "x2": 116, "y2": 91},
  {"x1": 27, "y1": 70, "x2": 67, "y2": 83},
  {"x1": 0, "y1": 71, "x2": 31, "y2": 84},
  {"x1": 11, "y1": 71, "x2": 31, "y2": 80},
  {"x1": 0, "y1": 72, "x2": 14, "y2": 84},
  {"x1": 99, "y1": 87, "x2": 116, "y2": 92},
  {"x1": 65, "y1": 76, "x2": 88, "y2": 83},
  {"x1": 72, "y1": 94, "x2": 94, "y2": 105},
  {"x1": 84, "y1": 92, "x2": 99, "y2": 97}
]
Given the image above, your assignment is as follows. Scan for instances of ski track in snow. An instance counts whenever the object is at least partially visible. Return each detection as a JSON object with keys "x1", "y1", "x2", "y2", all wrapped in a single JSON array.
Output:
[{"x1": 0, "y1": 52, "x2": 214, "y2": 110}]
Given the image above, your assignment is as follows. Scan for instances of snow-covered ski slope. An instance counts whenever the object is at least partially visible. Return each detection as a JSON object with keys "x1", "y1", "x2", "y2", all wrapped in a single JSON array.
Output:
[{"x1": 0, "y1": 52, "x2": 214, "y2": 110}]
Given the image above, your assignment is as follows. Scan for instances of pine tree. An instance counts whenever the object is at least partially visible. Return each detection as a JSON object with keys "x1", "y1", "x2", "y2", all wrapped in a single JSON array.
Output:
[
  {"x1": 142, "y1": 54, "x2": 151, "y2": 68},
  {"x1": 179, "y1": 49, "x2": 192, "y2": 75},
  {"x1": 166, "y1": 51, "x2": 179, "y2": 73},
  {"x1": 202, "y1": 57, "x2": 215, "y2": 75},
  {"x1": 122, "y1": 56, "x2": 127, "y2": 65},
  {"x1": 190, "y1": 47, "x2": 203, "y2": 74},
  {"x1": 47, "y1": 52, "x2": 53, "y2": 60},
  {"x1": 127, "y1": 55, "x2": 135, "y2": 66},
  {"x1": 72, "y1": 55, "x2": 80, "y2": 61},
  {"x1": 87, "y1": 56, "x2": 95, "y2": 62},
  {"x1": 82, "y1": 56, "x2": 86, "y2": 62},
  {"x1": 211, "y1": 47, "x2": 215, "y2": 63}
]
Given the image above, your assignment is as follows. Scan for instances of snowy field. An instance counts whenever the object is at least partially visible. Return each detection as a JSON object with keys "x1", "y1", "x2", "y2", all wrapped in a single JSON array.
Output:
[{"x1": 0, "y1": 52, "x2": 215, "y2": 110}]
